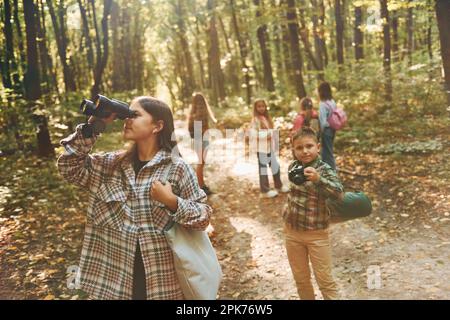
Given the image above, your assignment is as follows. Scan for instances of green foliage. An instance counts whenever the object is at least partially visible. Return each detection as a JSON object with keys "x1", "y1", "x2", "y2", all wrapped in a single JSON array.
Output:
[{"x1": 374, "y1": 140, "x2": 443, "y2": 154}]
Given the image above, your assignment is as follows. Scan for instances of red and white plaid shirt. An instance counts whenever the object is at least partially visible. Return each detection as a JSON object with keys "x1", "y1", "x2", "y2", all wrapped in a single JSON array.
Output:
[{"x1": 57, "y1": 124, "x2": 212, "y2": 299}]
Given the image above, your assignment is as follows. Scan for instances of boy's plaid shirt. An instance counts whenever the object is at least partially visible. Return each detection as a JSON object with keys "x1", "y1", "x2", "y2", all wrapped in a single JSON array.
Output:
[
  {"x1": 57, "y1": 124, "x2": 212, "y2": 299},
  {"x1": 283, "y1": 157, "x2": 343, "y2": 231}
]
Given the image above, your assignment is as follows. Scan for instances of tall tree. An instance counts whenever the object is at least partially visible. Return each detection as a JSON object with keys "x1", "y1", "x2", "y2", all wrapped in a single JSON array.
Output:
[
  {"x1": 23, "y1": 0, "x2": 54, "y2": 157},
  {"x1": 380, "y1": 0, "x2": 392, "y2": 102},
  {"x1": 426, "y1": 0, "x2": 433, "y2": 60},
  {"x1": 13, "y1": 0, "x2": 26, "y2": 83},
  {"x1": 354, "y1": 4, "x2": 364, "y2": 61},
  {"x1": 36, "y1": 0, "x2": 51, "y2": 92},
  {"x1": 23, "y1": 0, "x2": 41, "y2": 100},
  {"x1": 173, "y1": 0, "x2": 197, "y2": 98},
  {"x1": 91, "y1": 0, "x2": 113, "y2": 99},
  {"x1": 391, "y1": 10, "x2": 399, "y2": 60},
  {"x1": 436, "y1": 0, "x2": 450, "y2": 105},
  {"x1": 230, "y1": 0, "x2": 251, "y2": 104},
  {"x1": 253, "y1": 0, "x2": 275, "y2": 92},
  {"x1": 194, "y1": 17, "x2": 206, "y2": 90},
  {"x1": 286, "y1": 0, "x2": 306, "y2": 98},
  {"x1": 2, "y1": 0, "x2": 17, "y2": 88},
  {"x1": 406, "y1": 0, "x2": 414, "y2": 66},
  {"x1": 310, "y1": 0, "x2": 325, "y2": 70},
  {"x1": 77, "y1": 0, "x2": 95, "y2": 70},
  {"x1": 334, "y1": 0, "x2": 345, "y2": 87},
  {"x1": 334, "y1": 0, "x2": 344, "y2": 65},
  {"x1": 207, "y1": 0, "x2": 226, "y2": 104},
  {"x1": 46, "y1": 0, "x2": 77, "y2": 92},
  {"x1": 298, "y1": 0, "x2": 323, "y2": 79}
]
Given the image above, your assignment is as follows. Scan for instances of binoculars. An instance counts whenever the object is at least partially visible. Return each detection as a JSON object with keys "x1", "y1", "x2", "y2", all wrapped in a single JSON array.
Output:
[{"x1": 80, "y1": 94, "x2": 137, "y2": 120}]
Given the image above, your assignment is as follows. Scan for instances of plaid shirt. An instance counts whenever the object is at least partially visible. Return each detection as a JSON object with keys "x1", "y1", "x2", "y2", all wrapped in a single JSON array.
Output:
[
  {"x1": 283, "y1": 157, "x2": 343, "y2": 231},
  {"x1": 57, "y1": 124, "x2": 212, "y2": 299}
]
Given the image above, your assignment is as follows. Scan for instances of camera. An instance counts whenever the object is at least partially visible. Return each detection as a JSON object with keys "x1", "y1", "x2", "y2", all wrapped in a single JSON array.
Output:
[
  {"x1": 80, "y1": 94, "x2": 137, "y2": 120},
  {"x1": 288, "y1": 162, "x2": 307, "y2": 185}
]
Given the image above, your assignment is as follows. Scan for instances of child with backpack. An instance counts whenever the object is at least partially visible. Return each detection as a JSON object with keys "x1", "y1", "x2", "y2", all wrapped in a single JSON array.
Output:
[
  {"x1": 284, "y1": 127, "x2": 344, "y2": 300},
  {"x1": 318, "y1": 82, "x2": 346, "y2": 171},
  {"x1": 291, "y1": 97, "x2": 320, "y2": 140}
]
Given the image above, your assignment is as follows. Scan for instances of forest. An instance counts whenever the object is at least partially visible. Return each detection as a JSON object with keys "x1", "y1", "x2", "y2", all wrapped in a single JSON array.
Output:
[{"x1": 0, "y1": 0, "x2": 449, "y2": 300}]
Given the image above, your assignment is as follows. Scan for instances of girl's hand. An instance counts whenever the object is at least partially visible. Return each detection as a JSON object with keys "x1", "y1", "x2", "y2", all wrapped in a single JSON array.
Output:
[
  {"x1": 151, "y1": 181, "x2": 178, "y2": 210},
  {"x1": 304, "y1": 167, "x2": 320, "y2": 183}
]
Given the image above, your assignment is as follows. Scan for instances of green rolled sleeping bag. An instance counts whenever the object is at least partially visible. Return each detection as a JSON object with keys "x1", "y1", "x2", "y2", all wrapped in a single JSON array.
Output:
[{"x1": 327, "y1": 191, "x2": 372, "y2": 219}]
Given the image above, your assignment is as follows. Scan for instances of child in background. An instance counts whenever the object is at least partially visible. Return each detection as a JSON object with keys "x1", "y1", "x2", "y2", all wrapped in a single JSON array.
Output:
[
  {"x1": 251, "y1": 99, "x2": 289, "y2": 198},
  {"x1": 283, "y1": 127, "x2": 343, "y2": 300},
  {"x1": 187, "y1": 93, "x2": 218, "y2": 195},
  {"x1": 318, "y1": 82, "x2": 337, "y2": 170},
  {"x1": 291, "y1": 97, "x2": 320, "y2": 140}
]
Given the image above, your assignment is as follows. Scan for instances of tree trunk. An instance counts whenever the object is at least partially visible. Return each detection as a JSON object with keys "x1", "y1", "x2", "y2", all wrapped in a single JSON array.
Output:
[
  {"x1": 380, "y1": 0, "x2": 392, "y2": 102},
  {"x1": 230, "y1": 0, "x2": 251, "y2": 104},
  {"x1": 253, "y1": 0, "x2": 275, "y2": 92},
  {"x1": 286, "y1": 0, "x2": 306, "y2": 98},
  {"x1": 36, "y1": 0, "x2": 50, "y2": 92},
  {"x1": 132, "y1": 4, "x2": 144, "y2": 94},
  {"x1": 13, "y1": 0, "x2": 26, "y2": 86},
  {"x1": 3, "y1": 0, "x2": 15, "y2": 88},
  {"x1": 281, "y1": 20, "x2": 292, "y2": 84},
  {"x1": 218, "y1": 14, "x2": 240, "y2": 94},
  {"x1": 207, "y1": 0, "x2": 226, "y2": 104},
  {"x1": 436, "y1": 0, "x2": 450, "y2": 105},
  {"x1": 91, "y1": 0, "x2": 113, "y2": 99},
  {"x1": 77, "y1": 0, "x2": 95, "y2": 70},
  {"x1": 354, "y1": 5, "x2": 364, "y2": 61},
  {"x1": 46, "y1": 0, "x2": 77, "y2": 92},
  {"x1": 174, "y1": 0, "x2": 196, "y2": 98},
  {"x1": 406, "y1": 1, "x2": 413, "y2": 66},
  {"x1": 310, "y1": 0, "x2": 325, "y2": 71},
  {"x1": 335, "y1": 0, "x2": 345, "y2": 88},
  {"x1": 195, "y1": 18, "x2": 206, "y2": 90},
  {"x1": 318, "y1": 0, "x2": 328, "y2": 67},
  {"x1": 23, "y1": 0, "x2": 54, "y2": 157},
  {"x1": 298, "y1": 0, "x2": 323, "y2": 80},
  {"x1": 334, "y1": 0, "x2": 344, "y2": 65},
  {"x1": 23, "y1": 0, "x2": 41, "y2": 100},
  {"x1": 392, "y1": 10, "x2": 399, "y2": 60},
  {"x1": 427, "y1": 0, "x2": 433, "y2": 60}
]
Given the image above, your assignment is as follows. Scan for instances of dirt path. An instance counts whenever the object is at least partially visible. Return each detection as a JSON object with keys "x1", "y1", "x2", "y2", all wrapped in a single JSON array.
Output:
[
  {"x1": 0, "y1": 124, "x2": 448, "y2": 300},
  {"x1": 177, "y1": 129, "x2": 450, "y2": 300}
]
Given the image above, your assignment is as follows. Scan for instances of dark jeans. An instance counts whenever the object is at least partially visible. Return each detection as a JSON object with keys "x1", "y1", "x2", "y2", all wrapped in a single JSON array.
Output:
[
  {"x1": 132, "y1": 243, "x2": 147, "y2": 300},
  {"x1": 257, "y1": 152, "x2": 283, "y2": 193},
  {"x1": 321, "y1": 128, "x2": 336, "y2": 171}
]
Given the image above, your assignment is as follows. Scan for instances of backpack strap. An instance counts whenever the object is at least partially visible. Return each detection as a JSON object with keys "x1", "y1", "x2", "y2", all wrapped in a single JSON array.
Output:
[
  {"x1": 323, "y1": 100, "x2": 335, "y2": 118},
  {"x1": 160, "y1": 161, "x2": 176, "y2": 231}
]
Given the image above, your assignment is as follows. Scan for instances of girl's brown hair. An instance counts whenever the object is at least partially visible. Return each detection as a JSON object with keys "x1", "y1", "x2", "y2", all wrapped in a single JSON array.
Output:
[
  {"x1": 253, "y1": 99, "x2": 274, "y2": 129},
  {"x1": 188, "y1": 93, "x2": 216, "y2": 136},
  {"x1": 318, "y1": 81, "x2": 333, "y2": 101},
  {"x1": 114, "y1": 96, "x2": 180, "y2": 168}
]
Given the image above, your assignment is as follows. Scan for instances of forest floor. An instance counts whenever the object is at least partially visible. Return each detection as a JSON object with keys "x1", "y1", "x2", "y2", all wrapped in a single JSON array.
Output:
[{"x1": 0, "y1": 119, "x2": 449, "y2": 300}]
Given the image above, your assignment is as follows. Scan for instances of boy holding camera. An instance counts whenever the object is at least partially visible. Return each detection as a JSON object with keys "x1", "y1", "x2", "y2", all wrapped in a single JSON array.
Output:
[{"x1": 283, "y1": 127, "x2": 343, "y2": 300}]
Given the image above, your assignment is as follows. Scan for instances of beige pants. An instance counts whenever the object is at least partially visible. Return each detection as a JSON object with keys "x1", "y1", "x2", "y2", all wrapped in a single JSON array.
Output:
[{"x1": 284, "y1": 224, "x2": 338, "y2": 300}]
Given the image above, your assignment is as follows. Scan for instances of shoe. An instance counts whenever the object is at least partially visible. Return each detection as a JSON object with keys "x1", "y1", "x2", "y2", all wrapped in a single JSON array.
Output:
[
  {"x1": 260, "y1": 190, "x2": 278, "y2": 198},
  {"x1": 201, "y1": 185, "x2": 213, "y2": 195},
  {"x1": 277, "y1": 185, "x2": 290, "y2": 193}
]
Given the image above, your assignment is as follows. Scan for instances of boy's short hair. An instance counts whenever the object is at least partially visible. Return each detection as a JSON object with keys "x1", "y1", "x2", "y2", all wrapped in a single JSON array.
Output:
[{"x1": 292, "y1": 126, "x2": 319, "y2": 143}]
